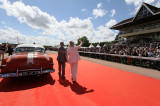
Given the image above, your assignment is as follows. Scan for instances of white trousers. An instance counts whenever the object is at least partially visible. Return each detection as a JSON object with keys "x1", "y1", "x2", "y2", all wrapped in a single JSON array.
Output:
[{"x1": 70, "y1": 62, "x2": 78, "y2": 81}]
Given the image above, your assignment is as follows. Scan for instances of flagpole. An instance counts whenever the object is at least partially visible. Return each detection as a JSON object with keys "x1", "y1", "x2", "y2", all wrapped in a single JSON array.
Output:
[{"x1": 17, "y1": 36, "x2": 19, "y2": 44}]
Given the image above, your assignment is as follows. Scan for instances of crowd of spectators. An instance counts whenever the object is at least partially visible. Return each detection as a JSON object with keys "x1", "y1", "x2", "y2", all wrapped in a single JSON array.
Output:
[
  {"x1": 0, "y1": 43, "x2": 14, "y2": 61},
  {"x1": 79, "y1": 43, "x2": 160, "y2": 58}
]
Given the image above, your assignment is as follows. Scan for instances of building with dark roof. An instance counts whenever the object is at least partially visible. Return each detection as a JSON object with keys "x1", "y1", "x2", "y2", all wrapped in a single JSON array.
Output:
[{"x1": 110, "y1": 2, "x2": 160, "y2": 45}]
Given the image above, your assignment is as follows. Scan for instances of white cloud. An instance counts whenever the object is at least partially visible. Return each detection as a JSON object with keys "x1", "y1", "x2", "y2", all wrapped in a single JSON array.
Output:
[
  {"x1": 97, "y1": 3, "x2": 102, "y2": 8},
  {"x1": 92, "y1": 19, "x2": 117, "y2": 43},
  {"x1": 0, "y1": 28, "x2": 59, "y2": 46},
  {"x1": 0, "y1": 0, "x2": 117, "y2": 45},
  {"x1": 92, "y1": 9, "x2": 106, "y2": 18},
  {"x1": 106, "y1": 19, "x2": 117, "y2": 28},
  {"x1": 111, "y1": 9, "x2": 116, "y2": 17},
  {"x1": 156, "y1": 1, "x2": 160, "y2": 7},
  {"x1": 125, "y1": 0, "x2": 155, "y2": 6},
  {"x1": 1, "y1": 21, "x2": 6, "y2": 24},
  {"x1": 125, "y1": 0, "x2": 155, "y2": 15},
  {"x1": 0, "y1": 0, "x2": 57, "y2": 30},
  {"x1": 93, "y1": 27, "x2": 117, "y2": 42},
  {"x1": 81, "y1": 8, "x2": 86, "y2": 12},
  {"x1": 92, "y1": 3, "x2": 107, "y2": 18}
]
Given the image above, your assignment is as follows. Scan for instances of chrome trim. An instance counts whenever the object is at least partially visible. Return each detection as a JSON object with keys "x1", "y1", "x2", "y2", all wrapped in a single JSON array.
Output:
[
  {"x1": 0, "y1": 69, "x2": 55, "y2": 78},
  {"x1": 18, "y1": 69, "x2": 41, "y2": 71},
  {"x1": 17, "y1": 69, "x2": 19, "y2": 77},
  {"x1": 40, "y1": 67, "x2": 42, "y2": 74}
]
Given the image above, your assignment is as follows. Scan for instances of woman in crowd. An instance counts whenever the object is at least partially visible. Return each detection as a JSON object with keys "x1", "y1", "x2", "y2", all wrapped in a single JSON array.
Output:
[{"x1": 67, "y1": 40, "x2": 83, "y2": 83}]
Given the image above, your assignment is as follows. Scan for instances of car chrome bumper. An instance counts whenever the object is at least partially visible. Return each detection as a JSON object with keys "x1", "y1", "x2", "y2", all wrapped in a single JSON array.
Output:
[{"x1": 0, "y1": 69, "x2": 55, "y2": 78}]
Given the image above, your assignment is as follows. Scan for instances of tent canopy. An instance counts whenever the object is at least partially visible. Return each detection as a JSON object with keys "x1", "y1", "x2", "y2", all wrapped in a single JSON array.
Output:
[
  {"x1": 89, "y1": 44, "x2": 94, "y2": 48},
  {"x1": 96, "y1": 44, "x2": 101, "y2": 48}
]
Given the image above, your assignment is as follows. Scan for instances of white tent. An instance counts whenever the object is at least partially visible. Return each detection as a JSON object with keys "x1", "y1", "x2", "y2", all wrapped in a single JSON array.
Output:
[
  {"x1": 96, "y1": 44, "x2": 101, "y2": 48},
  {"x1": 80, "y1": 47, "x2": 86, "y2": 48},
  {"x1": 89, "y1": 44, "x2": 94, "y2": 48}
]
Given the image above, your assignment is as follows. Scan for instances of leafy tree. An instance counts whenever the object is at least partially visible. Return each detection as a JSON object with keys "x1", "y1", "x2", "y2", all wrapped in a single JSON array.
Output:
[
  {"x1": 77, "y1": 36, "x2": 90, "y2": 47},
  {"x1": 113, "y1": 34, "x2": 119, "y2": 43},
  {"x1": 99, "y1": 42, "x2": 105, "y2": 47},
  {"x1": 92, "y1": 42, "x2": 99, "y2": 47}
]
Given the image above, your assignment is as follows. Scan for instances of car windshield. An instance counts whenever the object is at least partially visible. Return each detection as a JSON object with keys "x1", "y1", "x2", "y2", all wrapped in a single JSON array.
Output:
[{"x1": 15, "y1": 47, "x2": 45, "y2": 53}]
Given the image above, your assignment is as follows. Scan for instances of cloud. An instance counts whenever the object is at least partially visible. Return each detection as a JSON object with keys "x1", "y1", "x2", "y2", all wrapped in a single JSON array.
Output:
[
  {"x1": 0, "y1": 27, "x2": 59, "y2": 46},
  {"x1": 81, "y1": 8, "x2": 86, "y2": 12},
  {"x1": 97, "y1": 3, "x2": 102, "y2": 8},
  {"x1": 111, "y1": 9, "x2": 116, "y2": 17},
  {"x1": 125, "y1": 0, "x2": 155, "y2": 15},
  {"x1": 92, "y1": 19, "x2": 117, "y2": 43},
  {"x1": 1, "y1": 21, "x2": 6, "y2": 24},
  {"x1": 0, "y1": 0, "x2": 117, "y2": 45},
  {"x1": 125, "y1": 0, "x2": 155, "y2": 6},
  {"x1": 106, "y1": 19, "x2": 117, "y2": 28},
  {"x1": 156, "y1": 1, "x2": 160, "y2": 7},
  {"x1": 0, "y1": 0, "x2": 58, "y2": 30},
  {"x1": 92, "y1": 9, "x2": 107, "y2": 18},
  {"x1": 92, "y1": 3, "x2": 107, "y2": 18}
]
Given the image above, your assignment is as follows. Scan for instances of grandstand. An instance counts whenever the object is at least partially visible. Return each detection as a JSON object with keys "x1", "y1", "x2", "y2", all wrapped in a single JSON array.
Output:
[{"x1": 110, "y1": 2, "x2": 160, "y2": 46}]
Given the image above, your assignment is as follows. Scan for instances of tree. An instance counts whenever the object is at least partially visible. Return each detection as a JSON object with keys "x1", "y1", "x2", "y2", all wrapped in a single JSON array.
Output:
[
  {"x1": 92, "y1": 42, "x2": 99, "y2": 47},
  {"x1": 99, "y1": 42, "x2": 105, "y2": 47},
  {"x1": 77, "y1": 36, "x2": 90, "y2": 47},
  {"x1": 113, "y1": 34, "x2": 119, "y2": 43}
]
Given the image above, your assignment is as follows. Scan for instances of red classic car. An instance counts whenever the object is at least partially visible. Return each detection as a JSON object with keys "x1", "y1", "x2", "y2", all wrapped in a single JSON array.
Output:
[{"x1": 0, "y1": 44, "x2": 55, "y2": 78}]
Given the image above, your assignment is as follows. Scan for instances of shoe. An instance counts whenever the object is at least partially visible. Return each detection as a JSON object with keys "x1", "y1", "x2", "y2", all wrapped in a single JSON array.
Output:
[
  {"x1": 73, "y1": 81, "x2": 77, "y2": 84},
  {"x1": 62, "y1": 76, "x2": 66, "y2": 79}
]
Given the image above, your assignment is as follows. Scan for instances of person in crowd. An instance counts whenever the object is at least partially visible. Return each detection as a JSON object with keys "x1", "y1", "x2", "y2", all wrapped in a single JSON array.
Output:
[
  {"x1": 138, "y1": 50, "x2": 142, "y2": 57},
  {"x1": 132, "y1": 49, "x2": 138, "y2": 56},
  {"x1": 0, "y1": 43, "x2": 2, "y2": 61},
  {"x1": 154, "y1": 51, "x2": 159, "y2": 58},
  {"x1": 0, "y1": 43, "x2": 7, "y2": 60},
  {"x1": 148, "y1": 50, "x2": 153, "y2": 57},
  {"x1": 57, "y1": 42, "x2": 67, "y2": 79},
  {"x1": 67, "y1": 40, "x2": 83, "y2": 83},
  {"x1": 8, "y1": 45, "x2": 14, "y2": 56},
  {"x1": 78, "y1": 43, "x2": 160, "y2": 58},
  {"x1": 143, "y1": 51, "x2": 148, "y2": 57}
]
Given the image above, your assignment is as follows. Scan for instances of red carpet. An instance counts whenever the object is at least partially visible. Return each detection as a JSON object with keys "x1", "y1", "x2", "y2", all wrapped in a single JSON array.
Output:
[{"x1": 0, "y1": 54, "x2": 160, "y2": 106}]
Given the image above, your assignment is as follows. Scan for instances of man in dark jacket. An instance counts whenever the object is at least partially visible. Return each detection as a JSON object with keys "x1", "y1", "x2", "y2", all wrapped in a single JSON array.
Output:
[
  {"x1": 8, "y1": 45, "x2": 14, "y2": 56},
  {"x1": 57, "y1": 42, "x2": 67, "y2": 79}
]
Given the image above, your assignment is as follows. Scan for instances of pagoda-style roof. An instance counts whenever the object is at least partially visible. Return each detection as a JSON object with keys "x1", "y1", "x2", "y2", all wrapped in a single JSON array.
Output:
[{"x1": 111, "y1": 2, "x2": 160, "y2": 30}]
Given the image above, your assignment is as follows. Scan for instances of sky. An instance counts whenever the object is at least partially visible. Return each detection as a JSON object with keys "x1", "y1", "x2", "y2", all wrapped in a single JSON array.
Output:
[{"x1": 0, "y1": 0, "x2": 160, "y2": 46}]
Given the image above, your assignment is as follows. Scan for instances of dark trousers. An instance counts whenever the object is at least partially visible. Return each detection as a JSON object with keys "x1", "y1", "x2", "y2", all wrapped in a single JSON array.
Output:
[
  {"x1": 8, "y1": 52, "x2": 12, "y2": 56},
  {"x1": 58, "y1": 62, "x2": 66, "y2": 77}
]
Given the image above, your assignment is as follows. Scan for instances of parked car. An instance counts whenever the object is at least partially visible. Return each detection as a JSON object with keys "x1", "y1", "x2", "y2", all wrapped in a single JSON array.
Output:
[{"x1": 0, "y1": 44, "x2": 55, "y2": 78}]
